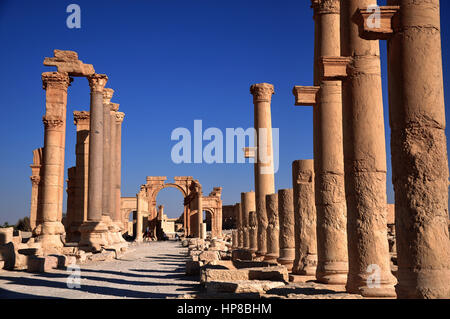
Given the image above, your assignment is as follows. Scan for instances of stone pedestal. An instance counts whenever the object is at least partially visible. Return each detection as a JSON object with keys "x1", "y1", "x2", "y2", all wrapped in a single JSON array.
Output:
[
  {"x1": 79, "y1": 74, "x2": 109, "y2": 252},
  {"x1": 386, "y1": 0, "x2": 450, "y2": 299},
  {"x1": 277, "y1": 189, "x2": 295, "y2": 271},
  {"x1": 292, "y1": 160, "x2": 317, "y2": 276},
  {"x1": 340, "y1": 0, "x2": 396, "y2": 297},
  {"x1": 250, "y1": 83, "x2": 276, "y2": 258},
  {"x1": 265, "y1": 193, "x2": 279, "y2": 263}
]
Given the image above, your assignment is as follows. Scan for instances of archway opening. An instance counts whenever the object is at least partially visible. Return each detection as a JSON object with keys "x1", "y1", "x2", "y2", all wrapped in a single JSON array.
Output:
[
  {"x1": 204, "y1": 210, "x2": 212, "y2": 232},
  {"x1": 155, "y1": 187, "x2": 185, "y2": 238}
]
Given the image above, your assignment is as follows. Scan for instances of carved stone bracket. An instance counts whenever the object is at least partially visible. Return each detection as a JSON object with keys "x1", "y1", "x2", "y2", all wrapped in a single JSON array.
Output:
[
  {"x1": 319, "y1": 56, "x2": 352, "y2": 81},
  {"x1": 292, "y1": 86, "x2": 320, "y2": 106},
  {"x1": 356, "y1": 6, "x2": 400, "y2": 40}
]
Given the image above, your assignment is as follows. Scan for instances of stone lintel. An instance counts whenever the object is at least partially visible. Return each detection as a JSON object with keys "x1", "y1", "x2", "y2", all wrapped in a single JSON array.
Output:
[
  {"x1": 356, "y1": 6, "x2": 400, "y2": 40},
  {"x1": 292, "y1": 86, "x2": 320, "y2": 106},
  {"x1": 43, "y1": 50, "x2": 95, "y2": 77},
  {"x1": 146, "y1": 176, "x2": 167, "y2": 183},
  {"x1": 243, "y1": 147, "x2": 256, "y2": 159},
  {"x1": 319, "y1": 56, "x2": 352, "y2": 81}
]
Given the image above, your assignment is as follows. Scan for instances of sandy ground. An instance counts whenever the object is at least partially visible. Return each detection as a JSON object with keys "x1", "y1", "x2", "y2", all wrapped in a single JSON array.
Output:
[{"x1": 0, "y1": 241, "x2": 200, "y2": 299}]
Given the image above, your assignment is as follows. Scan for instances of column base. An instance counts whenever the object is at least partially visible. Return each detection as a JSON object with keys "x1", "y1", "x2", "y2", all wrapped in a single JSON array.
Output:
[
  {"x1": 395, "y1": 269, "x2": 450, "y2": 299},
  {"x1": 346, "y1": 272, "x2": 397, "y2": 298},
  {"x1": 78, "y1": 221, "x2": 109, "y2": 252},
  {"x1": 278, "y1": 248, "x2": 295, "y2": 271},
  {"x1": 316, "y1": 261, "x2": 348, "y2": 285},
  {"x1": 33, "y1": 221, "x2": 65, "y2": 253},
  {"x1": 263, "y1": 253, "x2": 279, "y2": 263},
  {"x1": 293, "y1": 253, "x2": 317, "y2": 276}
]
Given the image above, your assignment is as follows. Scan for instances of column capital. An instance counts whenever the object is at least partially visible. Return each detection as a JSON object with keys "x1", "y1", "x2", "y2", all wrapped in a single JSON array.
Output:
[
  {"x1": 73, "y1": 111, "x2": 90, "y2": 125},
  {"x1": 103, "y1": 88, "x2": 114, "y2": 104},
  {"x1": 110, "y1": 103, "x2": 120, "y2": 112},
  {"x1": 42, "y1": 72, "x2": 72, "y2": 91},
  {"x1": 43, "y1": 115, "x2": 64, "y2": 129},
  {"x1": 243, "y1": 147, "x2": 256, "y2": 159},
  {"x1": 88, "y1": 74, "x2": 108, "y2": 93},
  {"x1": 250, "y1": 83, "x2": 275, "y2": 103},
  {"x1": 311, "y1": 0, "x2": 340, "y2": 15},
  {"x1": 115, "y1": 112, "x2": 125, "y2": 123}
]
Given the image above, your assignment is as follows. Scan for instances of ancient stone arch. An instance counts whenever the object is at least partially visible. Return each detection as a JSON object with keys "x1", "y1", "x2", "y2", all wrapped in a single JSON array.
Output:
[{"x1": 131, "y1": 176, "x2": 223, "y2": 239}]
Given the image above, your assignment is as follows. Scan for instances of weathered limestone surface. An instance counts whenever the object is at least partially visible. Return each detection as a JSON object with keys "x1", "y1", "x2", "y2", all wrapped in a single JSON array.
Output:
[
  {"x1": 250, "y1": 83, "x2": 276, "y2": 257},
  {"x1": 206, "y1": 280, "x2": 285, "y2": 294},
  {"x1": 30, "y1": 148, "x2": 43, "y2": 231},
  {"x1": 201, "y1": 266, "x2": 289, "y2": 284},
  {"x1": 386, "y1": 0, "x2": 450, "y2": 299},
  {"x1": 43, "y1": 50, "x2": 95, "y2": 77},
  {"x1": 235, "y1": 203, "x2": 244, "y2": 249},
  {"x1": 79, "y1": 74, "x2": 109, "y2": 252},
  {"x1": 265, "y1": 193, "x2": 279, "y2": 263},
  {"x1": 340, "y1": 0, "x2": 396, "y2": 297},
  {"x1": 249, "y1": 211, "x2": 258, "y2": 254},
  {"x1": 310, "y1": 0, "x2": 348, "y2": 285},
  {"x1": 277, "y1": 189, "x2": 295, "y2": 271},
  {"x1": 34, "y1": 72, "x2": 71, "y2": 252},
  {"x1": 292, "y1": 160, "x2": 317, "y2": 276},
  {"x1": 241, "y1": 192, "x2": 255, "y2": 251}
]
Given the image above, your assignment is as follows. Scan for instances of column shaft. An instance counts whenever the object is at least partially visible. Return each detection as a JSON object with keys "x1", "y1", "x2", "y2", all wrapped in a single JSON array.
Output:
[
  {"x1": 241, "y1": 192, "x2": 255, "y2": 251},
  {"x1": 312, "y1": 0, "x2": 348, "y2": 284},
  {"x1": 250, "y1": 83, "x2": 276, "y2": 257},
  {"x1": 341, "y1": 0, "x2": 396, "y2": 297},
  {"x1": 277, "y1": 189, "x2": 295, "y2": 271},
  {"x1": 292, "y1": 160, "x2": 317, "y2": 276},
  {"x1": 387, "y1": 0, "x2": 450, "y2": 298},
  {"x1": 265, "y1": 193, "x2": 279, "y2": 263}
]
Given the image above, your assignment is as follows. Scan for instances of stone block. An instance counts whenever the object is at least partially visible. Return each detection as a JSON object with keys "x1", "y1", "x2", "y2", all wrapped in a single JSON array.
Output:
[
  {"x1": 232, "y1": 249, "x2": 253, "y2": 261},
  {"x1": 199, "y1": 251, "x2": 220, "y2": 263},
  {"x1": 186, "y1": 260, "x2": 201, "y2": 276},
  {"x1": 49, "y1": 254, "x2": 77, "y2": 269},
  {"x1": 233, "y1": 260, "x2": 278, "y2": 269},
  {"x1": 206, "y1": 280, "x2": 286, "y2": 294},
  {"x1": 0, "y1": 227, "x2": 14, "y2": 245},
  {"x1": 201, "y1": 266, "x2": 289, "y2": 284},
  {"x1": 27, "y1": 255, "x2": 58, "y2": 273}
]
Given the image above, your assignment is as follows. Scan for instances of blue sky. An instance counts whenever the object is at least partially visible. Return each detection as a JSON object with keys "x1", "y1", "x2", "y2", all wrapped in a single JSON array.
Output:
[{"x1": 0, "y1": 0, "x2": 449, "y2": 222}]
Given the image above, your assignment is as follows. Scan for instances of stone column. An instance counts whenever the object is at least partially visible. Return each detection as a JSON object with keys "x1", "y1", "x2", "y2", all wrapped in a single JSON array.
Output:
[
  {"x1": 197, "y1": 191, "x2": 204, "y2": 239},
  {"x1": 250, "y1": 83, "x2": 276, "y2": 257},
  {"x1": 311, "y1": 0, "x2": 348, "y2": 285},
  {"x1": 232, "y1": 230, "x2": 238, "y2": 250},
  {"x1": 135, "y1": 187, "x2": 145, "y2": 242},
  {"x1": 65, "y1": 166, "x2": 76, "y2": 232},
  {"x1": 277, "y1": 189, "x2": 295, "y2": 271},
  {"x1": 265, "y1": 193, "x2": 279, "y2": 263},
  {"x1": 102, "y1": 89, "x2": 114, "y2": 223},
  {"x1": 385, "y1": 0, "x2": 450, "y2": 299},
  {"x1": 340, "y1": 0, "x2": 396, "y2": 297},
  {"x1": 109, "y1": 104, "x2": 119, "y2": 227},
  {"x1": 35, "y1": 72, "x2": 71, "y2": 252},
  {"x1": 113, "y1": 112, "x2": 125, "y2": 229},
  {"x1": 249, "y1": 211, "x2": 258, "y2": 255},
  {"x1": 71, "y1": 111, "x2": 90, "y2": 242},
  {"x1": 235, "y1": 203, "x2": 244, "y2": 249},
  {"x1": 79, "y1": 74, "x2": 109, "y2": 252},
  {"x1": 292, "y1": 160, "x2": 317, "y2": 276},
  {"x1": 30, "y1": 148, "x2": 43, "y2": 231},
  {"x1": 241, "y1": 191, "x2": 255, "y2": 251}
]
